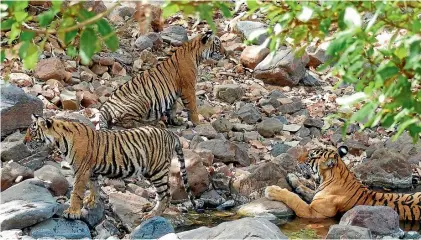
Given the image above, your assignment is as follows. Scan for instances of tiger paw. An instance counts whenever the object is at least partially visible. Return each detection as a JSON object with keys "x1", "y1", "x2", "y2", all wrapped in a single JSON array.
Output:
[
  {"x1": 141, "y1": 202, "x2": 154, "y2": 212},
  {"x1": 63, "y1": 208, "x2": 81, "y2": 220},
  {"x1": 264, "y1": 185, "x2": 286, "y2": 201},
  {"x1": 83, "y1": 195, "x2": 96, "y2": 209}
]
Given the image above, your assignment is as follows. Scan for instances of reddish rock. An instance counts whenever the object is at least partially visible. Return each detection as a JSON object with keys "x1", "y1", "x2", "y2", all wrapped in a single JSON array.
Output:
[
  {"x1": 1, "y1": 162, "x2": 34, "y2": 191},
  {"x1": 91, "y1": 64, "x2": 108, "y2": 75},
  {"x1": 111, "y1": 62, "x2": 126, "y2": 76},
  {"x1": 240, "y1": 45, "x2": 270, "y2": 69},
  {"x1": 77, "y1": 91, "x2": 99, "y2": 108},
  {"x1": 98, "y1": 57, "x2": 115, "y2": 66},
  {"x1": 60, "y1": 89, "x2": 79, "y2": 110},
  {"x1": 34, "y1": 165, "x2": 69, "y2": 196},
  {"x1": 8, "y1": 73, "x2": 33, "y2": 87},
  {"x1": 34, "y1": 58, "x2": 69, "y2": 81}
]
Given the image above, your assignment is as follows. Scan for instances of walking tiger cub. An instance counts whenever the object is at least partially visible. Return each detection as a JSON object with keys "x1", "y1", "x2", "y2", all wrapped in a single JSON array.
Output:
[
  {"x1": 98, "y1": 30, "x2": 226, "y2": 130},
  {"x1": 265, "y1": 146, "x2": 421, "y2": 220},
  {"x1": 24, "y1": 114, "x2": 197, "y2": 220}
]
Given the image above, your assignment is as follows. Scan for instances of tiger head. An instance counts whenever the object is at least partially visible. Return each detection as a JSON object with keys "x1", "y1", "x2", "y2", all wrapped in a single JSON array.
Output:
[
  {"x1": 24, "y1": 114, "x2": 56, "y2": 151},
  {"x1": 198, "y1": 30, "x2": 226, "y2": 61},
  {"x1": 299, "y1": 146, "x2": 349, "y2": 181}
]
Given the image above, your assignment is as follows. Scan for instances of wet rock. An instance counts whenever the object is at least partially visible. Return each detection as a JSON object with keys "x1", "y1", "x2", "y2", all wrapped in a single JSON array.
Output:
[
  {"x1": 1, "y1": 161, "x2": 34, "y2": 191},
  {"x1": 34, "y1": 165, "x2": 69, "y2": 196},
  {"x1": 8, "y1": 73, "x2": 33, "y2": 87},
  {"x1": 1, "y1": 84, "x2": 43, "y2": 137},
  {"x1": 214, "y1": 84, "x2": 244, "y2": 104},
  {"x1": 54, "y1": 111, "x2": 95, "y2": 129},
  {"x1": 161, "y1": 25, "x2": 188, "y2": 46},
  {"x1": 233, "y1": 162, "x2": 290, "y2": 198},
  {"x1": 91, "y1": 63, "x2": 108, "y2": 75},
  {"x1": 234, "y1": 21, "x2": 268, "y2": 45},
  {"x1": 326, "y1": 225, "x2": 372, "y2": 239},
  {"x1": 195, "y1": 140, "x2": 250, "y2": 167},
  {"x1": 30, "y1": 218, "x2": 90, "y2": 239},
  {"x1": 254, "y1": 46, "x2": 309, "y2": 86},
  {"x1": 95, "y1": 219, "x2": 120, "y2": 239},
  {"x1": 170, "y1": 149, "x2": 210, "y2": 200},
  {"x1": 403, "y1": 231, "x2": 421, "y2": 239},
  {"x1": 108, "y1": 191, "x2": 151, "y2": 230},
  {"x1": 60, "y1": 89, "x2": 79, "y2": 110},
  {"x1": 200, "y1": 189, "x2": 225, "y2": 207},
  {"x1": 277, "y1": 101, "x2": 303, "y2": 114},
  {"x1": 271, "y1": 143, "x2": 291, "y2": 157},
  {"x1": 34, "y1": 58, "x2": 70, "y2": 81},
  {"x1": 216, "y1": 199, "x2": 236, "y2": 211},
  {"x1": 0, "y1": 179, "x2": 58, "y2": 230},
  {"x1": 240, "y1": 45, "x2": 270, "y2": 69},
  {"x1": 257, "y1": 118, "x2": 283, "y2": 138},
  {"x1": 353, "y1": 149, "x2": 412, "y2": 189},
  {"x1": 340, "y1": 205, "x2": 404, "y2": 238},
  {"x1": 108, "y1": 6, "x2": 135, "y2": 23},
  {"x1": 211, "y1": 117, "x2": 233, "y2": 133},
  {"x1": 135, "y1": 35, "x2": 154, "y2": 51},
  {"x1": 303, "y1": 117, "x2": 324, "y2": 129},
  {"x1": 283, "y1": 124, "x2": 301, "y2": 132},
  {"x1": 131, "y1": 216, "x2": 174, "y2": 240},
  {"x1": 177, "y1": 217, "x2": 288, "y2": 239},
  {"x1": 237, "y1": 197, "x2": 294, "y2": 218},
  {"x1": 194, "y1": 124, "x2": 218, "y2": 139}
]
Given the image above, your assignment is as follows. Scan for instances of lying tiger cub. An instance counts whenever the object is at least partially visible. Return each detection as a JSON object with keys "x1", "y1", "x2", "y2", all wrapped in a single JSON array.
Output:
[
  {"x1": 24, "y1": 114, "x2": 197, "y2": 221},
  {"x1": 265, "y1": 146, "x2": 421, "y2": 220}
]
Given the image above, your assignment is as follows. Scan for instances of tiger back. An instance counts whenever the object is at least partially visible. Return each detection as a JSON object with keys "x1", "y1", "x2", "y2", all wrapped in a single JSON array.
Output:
[
  {"x1": 24, "y1": 114, "x2": 198, "y2": 221},
  {"x1": 98, "y1": 30, "x2": 226, "y2": 130},
  {"x1": 265, "y1": 146, "x2": 421, "y2": 220}
]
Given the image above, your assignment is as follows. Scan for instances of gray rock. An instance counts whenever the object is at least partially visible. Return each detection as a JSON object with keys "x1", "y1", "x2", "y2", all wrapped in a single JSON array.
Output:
[
  {"x1": 18, "y1": 149, "x2": 50, "y2": 171},
  {"x1": 300, "y1": 71, "x2": 321, "y2": 86},
  {"x1": 0, "y1": 229, "x2": 23, "y2": 239},
  {"x1": 95, "y1": 219, "x2": 120, "y2": 239},
  {"x1": 0, "y1": 179, "x2": 58, "y2": 230},
  {"x1": 340, "y1": 205, "x2": 404, "y2": 238},
  {"x1": 303, "y1": 118, "x2": 324, "y2": 129},
  {"x1": 309, "y1": 127, "x2": 321, "y2": 138},
  {"x1": 353, "y1": 149, "x2": 412, "y2": 189},
  {"x1": 326, "y1": 225, "x2": 372, "y2": 239},
  {"x1": 1, "y1": 161, "x2": 34, "y2": 191},
  {"x1": 365, "y1": 142, "x2": 385, "y2": 158},
  {"x1": 255, "y1": 46, "x2": 309, "y2": 86},
  {"x1": 1, "y1": 84, "x2": 43, "y2": 137},
  {"x1": 200, "y1": 189, "x2": 226, "y2": 207},
  {"x1": 194, "y1": 124, "x2": 218, "y2": 139},
  {"x1": 306, "y1": 43, "x2": 331, "y2": 67},
  {"x1": 268, "y1": 90, "x2": 286, "y2": 99},
  {"x1": 161, "y1": 25, "x2": 188, "y2": 46},
  {"x1": 403, "y1": 231, "x2": 421, "y2": 239},
  {"x1": 145, "y1": 32, "x2": 163, "y2": 51},
  {"x1": 216, "y1": 199, "x2": 236, "y2": 211},
  {"x1": 108, "y1": 6, "x2": 135, "y2": 23},
  {"x1": 385, "y1": 132, "x2": 421, "y2": 156},
  {"x1": 30, "y1": 218, "x2": 90, "y2": 239},
  {"x1": 237, "y1": 198, "x2": 293, "y2": 218},
  {"x1": 214, "y1": 84, "x2": 244, "y2": 104},
  {"x1": 278, "y1": 101, "x2": 303, "y2": 114},
  {"x1": 257, "y1": 118, "x2": 283, "y2": 138},
  {"x1": 234, "y1": 21, "x2": 268, "y2": 45},
  {"x1": 291, "y1": 108, "x2": 309, "y2": 117},
  {"x1": 177, "y1": 217, "x2": 288, "y2": 239},
  {"x1": 244, "y1": 131, "x2": 261, "y2": 142},
  {"x1": 189, "y1": 135, "x2": 204, "y2": 149},
  {"x1": 272, "y1": 153, "x2": 296, "y2": 173},
  {"x1": 212, "y1": 117, "x2": 233, "y2": 133},
  {"x1": 34, "y1": 165, "x2": 69, "y2": 196},
  {"x1": 274, "y1": 115, "x2": 289, "y2": 124},
  {"x1": 1, "y1": 139, "x2": 33, "y2": 163},
  {"x1": 344, "y1": 139, "x2": 367, "y2": 155},
  {"x1": 235, "y1": 104, "x2": 261, "y2": 124},
  {"x1": 130, "y1": 216, "x2": 174, "y2": 240},
  {"x1": 232, "y1": 123, "x2": 255, "y2": 132},
  {"x1": 282, "y1": 124, "x2": 301, "y2": 132},
  {"x1": 297, "y1": 127, "x2": 310, "y2": 137},
  {"x1": 54, "y1": 111, "x2": 95, "y2": 129},
  {"x1": 271, "y1": 143, "x2": 291, "y2": 157},
  {"x1": 134, "y1": 36, "x2": 154, "y2": 51},
  {"x1": 81, "y1": 201, "x2": 105, "y2": 228},
  {"x1": 195, "y1": 139, "x2": 250, "y2": 166}
]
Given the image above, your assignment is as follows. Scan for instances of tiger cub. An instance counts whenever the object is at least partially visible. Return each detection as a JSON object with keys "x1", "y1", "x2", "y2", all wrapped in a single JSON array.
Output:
[
  {"x1": 24, "y1": 114, "x2": 197, "y2": 220},
  {"x1": 265, "y1": 146, "x2": 421, "y2": 220},
  {"x1": 98, "y1": 30, "x2": 226, "y2": 130}
]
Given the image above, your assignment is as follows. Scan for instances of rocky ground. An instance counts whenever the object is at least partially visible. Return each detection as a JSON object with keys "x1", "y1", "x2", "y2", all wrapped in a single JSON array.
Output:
[{"x1": 1, "y1": 1, "x2": 421, "y2": 239}]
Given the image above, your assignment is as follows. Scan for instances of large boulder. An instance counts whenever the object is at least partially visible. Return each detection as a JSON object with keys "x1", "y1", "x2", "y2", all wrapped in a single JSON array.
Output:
[
  {"x1": 339, "y1": 205, "x2": 404, "y2": 238},
  {"x1": 195, "y1": 139, "x2": 250, "y2": 167},
  {"x1": 234, "y1": 21, "x2": 268, "y2": 45},
  {"x1": 1, "y1": 84, "x2": 43, "y2": 137},
  {"x1": 0, "y1": 161, "x2": 34, "y2": 191},
  {"x1": 254, "y1": 46, "x2": 309, "y2": 86},
  {"x1": 326, "y1": 224, "x2": 372, "y2": 239},
  {"x1": 1, "y1": 134, "x2": 33, "y2": 162},
  {"x1": 177, "y1": 217, "x2": 288, "y2": 239},
  {"x1": 30, "y1": 218, "x2": 90, "y2": 239},
  {"x1": 161, "y1": 25, "x2": 188, "y2": 46},
  {"x1": 0, "y1": 179, "x2": 58, "y2": 230},
  {"x1": 237, "y1": 197, "x2": 294, "y2": 218},
  {"x1": 34, "y1": 165, "x2": 69, "y2": 196},
  {"x1": 130, "y1": 216, "x2": 174, "y2": 240},
  {"x1": 353, "y1": 149, "x2": 413, "y2": 189},
  {"x1": 170, "y1": 149, "x2": 210, "y2": 200},
  {"x1": 240, "y1": 45, "x2": 270, "y2": 69}
]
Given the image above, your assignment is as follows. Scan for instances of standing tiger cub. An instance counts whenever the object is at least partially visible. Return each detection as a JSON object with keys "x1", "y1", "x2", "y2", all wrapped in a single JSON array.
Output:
[
  {"x1": 98, "y1": 30, "x2": 226, "y2": 130},
  {"x1": 265, "y1": 146, "x2": 421, "y2": 220},
  {"x1": 24, "y1": 114, "x2": 197, "y2": 220}
]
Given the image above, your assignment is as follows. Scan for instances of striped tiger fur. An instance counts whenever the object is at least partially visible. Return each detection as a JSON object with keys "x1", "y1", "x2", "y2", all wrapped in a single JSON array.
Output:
[
  {"x1": 98, "y1": 30, "x2": 226, "y2": 130},
  {"x1": 24, "y1": 114, "x2": 197, "y2": 220},
  {"x1": 265, "y1": 146, "x2": 421, "y2": 220}
]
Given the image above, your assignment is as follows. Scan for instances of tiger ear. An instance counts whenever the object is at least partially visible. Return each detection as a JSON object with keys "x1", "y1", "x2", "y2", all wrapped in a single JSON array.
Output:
[
  {"x1": 201, "y1": 30, "x2": 213, "y2": 44},
  {"x1": 31, "y1": 114, "x2": 39, "y2": 121},
  {"x1": 45, "y1": 119, "x2": 53, "y2": 128},
  {"x1": 338, "y1": 146, "x2": 348, "y2": 158}
]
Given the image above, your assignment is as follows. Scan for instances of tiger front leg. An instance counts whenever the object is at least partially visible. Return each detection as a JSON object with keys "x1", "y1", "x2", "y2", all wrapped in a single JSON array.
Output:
[
  {"x1": 63, "y1": 172, "x2": 89, "y2": 219},
  {"x1": 181, "y1": 89, "x2": 200, "y2": 127},
  {"x1": 265, "y1": 185, "x2": 330, "y2": 219}
]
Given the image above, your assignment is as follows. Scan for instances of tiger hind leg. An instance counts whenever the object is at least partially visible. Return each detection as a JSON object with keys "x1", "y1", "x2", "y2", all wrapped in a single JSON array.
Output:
[{"x1": 142, "y1": 173, "x2": 170, "y2": 221}]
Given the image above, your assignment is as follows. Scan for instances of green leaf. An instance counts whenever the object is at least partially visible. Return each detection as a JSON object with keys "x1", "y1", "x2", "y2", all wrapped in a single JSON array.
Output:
[
  {"x1": 66, "y1": 45, "x2": 78, "y2": 58},
  {"x1": 392, "y1": 118, "x2": 419, "y2": 141},
  {"x1": 96, "y1": 19, "x2": 119, "y2": 51},
  {"x1": 38, "y1": 9, "x2": 56, "y2": 27},
  {"x1": 394, "y1": 45, "x2": 407, "y2": 60},
  {"x1": 246, "y1": 0, "x2": 258, "y2": 10},
  {"x1": 163, "y1": 3, "x2": 180, "y2": 19},
  {"x1": 217, "y1": 3, "x2": 232, "y2": 18},
  {"x1": 1, "y1": 18, "x2": 15, "y2": 30},
  {"x1": 52, "y1": 0, "x2": 63, "y2": 11},
  {"x1": 0, "y1": 49, "x2": 5, "y2": 62},
  {"x1": 65, "y1": 30, "x2": 78, "y2": 45},
  {"x1": 79, "y1": 27, "x2": 97, "y2": 65},
  {"x1": 18, "y1": 41, "x2": 29, "y2": 59},
  {"x1": 14, "y1": 11, "x2": 28, "y2": 22},
  {"x1": 350, "y1": 102, "x2": 376, "y2": 122},
  {"x1": 8, "y1": 22, "x2": 21, "y2": 44},
  {"x1": 319, "y1": 18, "x2": 331, "y2": 35},
  {"x1": 23, "y1": 43, "x2": 38, "y2": 69},
  {"x1": 376, "y1": 61, "x2": 399, "y2": 81},
  {"x1": 20, "y1": 31, "x2": 35, "y2": 41},
  {"x1": 13, "y1": 1, "x2": 28, "y2": 11},
  {"x1": 78, "y1": 8, "x2": 95, "y2": 22}
]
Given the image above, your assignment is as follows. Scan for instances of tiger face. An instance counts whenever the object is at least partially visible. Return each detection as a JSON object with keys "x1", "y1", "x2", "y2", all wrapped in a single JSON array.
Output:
[
  {"x1": 24, "y1": 114, "x2": 55, "y2": 151},
  {"x1": 300, "y1": 146, "x2": 349, "y2": 180},
  {"x1": 200, "y1": 31, "x2": 226, "y2": 61}
]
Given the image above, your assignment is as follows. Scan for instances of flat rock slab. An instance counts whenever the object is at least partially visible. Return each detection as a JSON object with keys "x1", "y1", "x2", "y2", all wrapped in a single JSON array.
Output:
[
  {"x1": 30, "y1": 218, "x2": 90, "y2": 239},
  {"x1": 237, "y1": 197, "x2": 294, "y2": 218}
]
